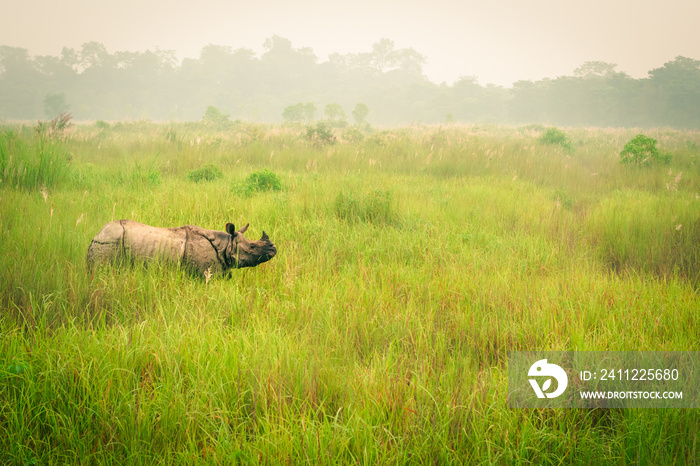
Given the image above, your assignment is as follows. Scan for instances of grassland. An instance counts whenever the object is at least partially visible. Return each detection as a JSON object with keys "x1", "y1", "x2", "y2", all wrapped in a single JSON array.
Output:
[{"x1": 1, "y1": 120, "x2": 699, "y2": 464}]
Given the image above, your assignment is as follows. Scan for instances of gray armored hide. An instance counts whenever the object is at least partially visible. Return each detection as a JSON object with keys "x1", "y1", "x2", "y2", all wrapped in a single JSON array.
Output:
[{"x1": 87, "y1": 220, "x2": 276, "y2": 276}]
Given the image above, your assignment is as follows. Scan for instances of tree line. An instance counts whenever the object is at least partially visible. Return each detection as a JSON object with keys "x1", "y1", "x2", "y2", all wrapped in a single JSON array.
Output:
[{"x1": 1, "y1": 37, "x2": 699, "y2": 128}]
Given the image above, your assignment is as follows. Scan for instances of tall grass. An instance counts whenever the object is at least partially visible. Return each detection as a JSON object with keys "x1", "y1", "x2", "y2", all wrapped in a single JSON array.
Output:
[
  {"x1": 590, "y1": 190, "x2": 700, "y2": 284},
  {"x1": 0, "y1": 130, "x2": 71, "y2": 189},
  {"x1": 0, "y1": 121, "x2": 699, "y2": 463}
]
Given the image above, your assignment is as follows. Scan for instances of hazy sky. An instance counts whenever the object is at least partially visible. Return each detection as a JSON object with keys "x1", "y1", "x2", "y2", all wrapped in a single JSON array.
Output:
[{"x1": 1, "y1": 0, "x2": 698, "y2": 87}]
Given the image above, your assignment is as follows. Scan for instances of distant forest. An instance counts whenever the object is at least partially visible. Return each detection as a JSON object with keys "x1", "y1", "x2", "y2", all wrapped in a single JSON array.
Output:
[{"x1": 1, "y1": 37, "x2": 699, "y2": 128}]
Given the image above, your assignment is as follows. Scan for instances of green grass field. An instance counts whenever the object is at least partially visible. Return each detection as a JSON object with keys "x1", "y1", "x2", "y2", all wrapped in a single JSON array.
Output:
[{"x1": 1, "y1": 121, "x2": 699, "y2": 464}]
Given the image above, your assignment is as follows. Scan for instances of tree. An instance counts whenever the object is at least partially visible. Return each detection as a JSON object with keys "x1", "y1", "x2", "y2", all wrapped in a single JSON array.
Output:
[
  {"x1": 282, "y1": 104, "x2": 302, "y2": 122},
  {"x1": 203, "y1": 105, "x2": 230, "y2": 126},
  {"x1": 324, "y1": 103, "x2": 346, "y2": 121},
  {"x1": 302, "y1": 103, "x2": 316, "y2": 122},
  {"x1": 391, "y1": 47, "x2": 426, "y2": 78},
  {"x1": 43, "y1": 92, "x2": 70, "y2": 118},
  {"x1": 352, "y1": 103, "x2": 369, "y2": 125},
  {"x1": 199, "y1": 44, "x2": 235, "y2": 86},
  {"x1": 1, "y1": 38, "x2": 700, "y2": 127},
  {"x1": 370, "y1": 38, "x2": 396, "y2": 74},
  {"x1": 60, "y1": 47, "x2": 80, "y2": 71},
  {"x1": 0, "y1": 46, "x2": 41, "y2": 118},
  {"x1": 80, "y1": 41, "x2": 110, "y2": 70},
  {"x1": 648, "y1": 56, "x2": 700, "y2": 127},
  {"x1": 261, "y1": 36, "x2": 318, "y2": 93},
  {"x1": 573, "y1": 61, "x2": 618, "y2": 78},
  {"x1": 0, "y1": 46, "x2": 34, "y2": 76},
  {"x1": 341, "y1": 38, "x2": 426, "y2": 79},
  {"x1": 620, "y1": 134, "x2": 671, "y2": 166},
  {"x1": 282, "y1": 102, "x2": 315, "y2": 123},
  {"x1": 452, "y1": 76, "x2": 486, "y2": 121}
]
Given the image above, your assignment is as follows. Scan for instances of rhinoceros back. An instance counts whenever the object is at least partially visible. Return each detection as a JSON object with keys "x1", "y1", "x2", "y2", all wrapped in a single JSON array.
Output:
[{"x1": 87, "y1": 220, "x2": 187, "y2": 267}]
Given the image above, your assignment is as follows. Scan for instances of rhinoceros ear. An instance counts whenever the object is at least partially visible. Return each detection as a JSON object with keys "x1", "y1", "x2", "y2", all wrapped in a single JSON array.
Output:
[
  {"x1": 238, "y1": 223, "x2": 250, "y2": 234},
  {"x1": 225, "y1": 223, "x2": 236, "y2": 236}
]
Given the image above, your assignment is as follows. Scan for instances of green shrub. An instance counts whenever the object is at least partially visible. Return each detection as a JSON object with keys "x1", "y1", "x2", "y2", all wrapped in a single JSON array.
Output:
[
  {"x1": 334, "y1": 190, "x2": 395, "y2": 224},
  {"x1": 341, "y1": 127, "x2": 365, "y2": 143},
  {"x1": 538, "y1": 127, "x2": 573, "y2": 152},
  {"x1": 202, "y1": 106, "x2": 230, "y2": 127},
  {"x1": 306, "y1": 121, "x2": 336, "y2": 147},
  {"x1": 619, "y1": 134, "x2": 671, "y2": 166},
  {"x1": 233, "y1": 169, "x2": 282, "y2": 196},
  {"x1": 94, "y1": 120, "x2": 110, "y2": 130},
  {"x1": 188, "y1": 164, "x2": 223, "y2": 182},
  {"x1": 247, "y1": 169, "x2": 282, "y2": 192}
]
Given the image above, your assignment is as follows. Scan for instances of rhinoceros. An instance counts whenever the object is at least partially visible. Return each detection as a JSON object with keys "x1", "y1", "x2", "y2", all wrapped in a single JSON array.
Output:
[{"x1": 86, "y1": 220, "x2": 276, "y2": 276}]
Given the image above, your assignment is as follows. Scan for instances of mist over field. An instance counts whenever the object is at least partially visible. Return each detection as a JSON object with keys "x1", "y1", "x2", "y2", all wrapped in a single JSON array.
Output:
[{"x1": 1, "y1": 39, "x2": 699, "y2": 127}]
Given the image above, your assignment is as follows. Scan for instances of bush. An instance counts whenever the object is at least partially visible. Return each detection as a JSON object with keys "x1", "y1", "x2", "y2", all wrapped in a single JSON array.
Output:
[
  {"x1": 306, "y1": 121, "x2": 336, "y2": 147},
  {"x1": 188, "y1": 164, "x2": 223, "y2": 182},
  {"x1": 341, "y1": 127, "x2": 365, "y2": 143},
  {"x1": 538, "y1": 127, "x2": 573, "y2": 152},
  {"x1": 620, "y1": 134, "x2": 671, "y2": 166},
  {"x1": 233, "y1": 169, "x2": 282, "y2": 196},
  {"x1": 203, "y1": 106, "x2": 230, "y2": 127}
]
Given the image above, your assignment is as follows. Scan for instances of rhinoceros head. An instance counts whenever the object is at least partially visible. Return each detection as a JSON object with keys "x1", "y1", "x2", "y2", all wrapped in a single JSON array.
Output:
[{"x1": 225, "y1": 222, "x2": 277, "y2": 268}]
